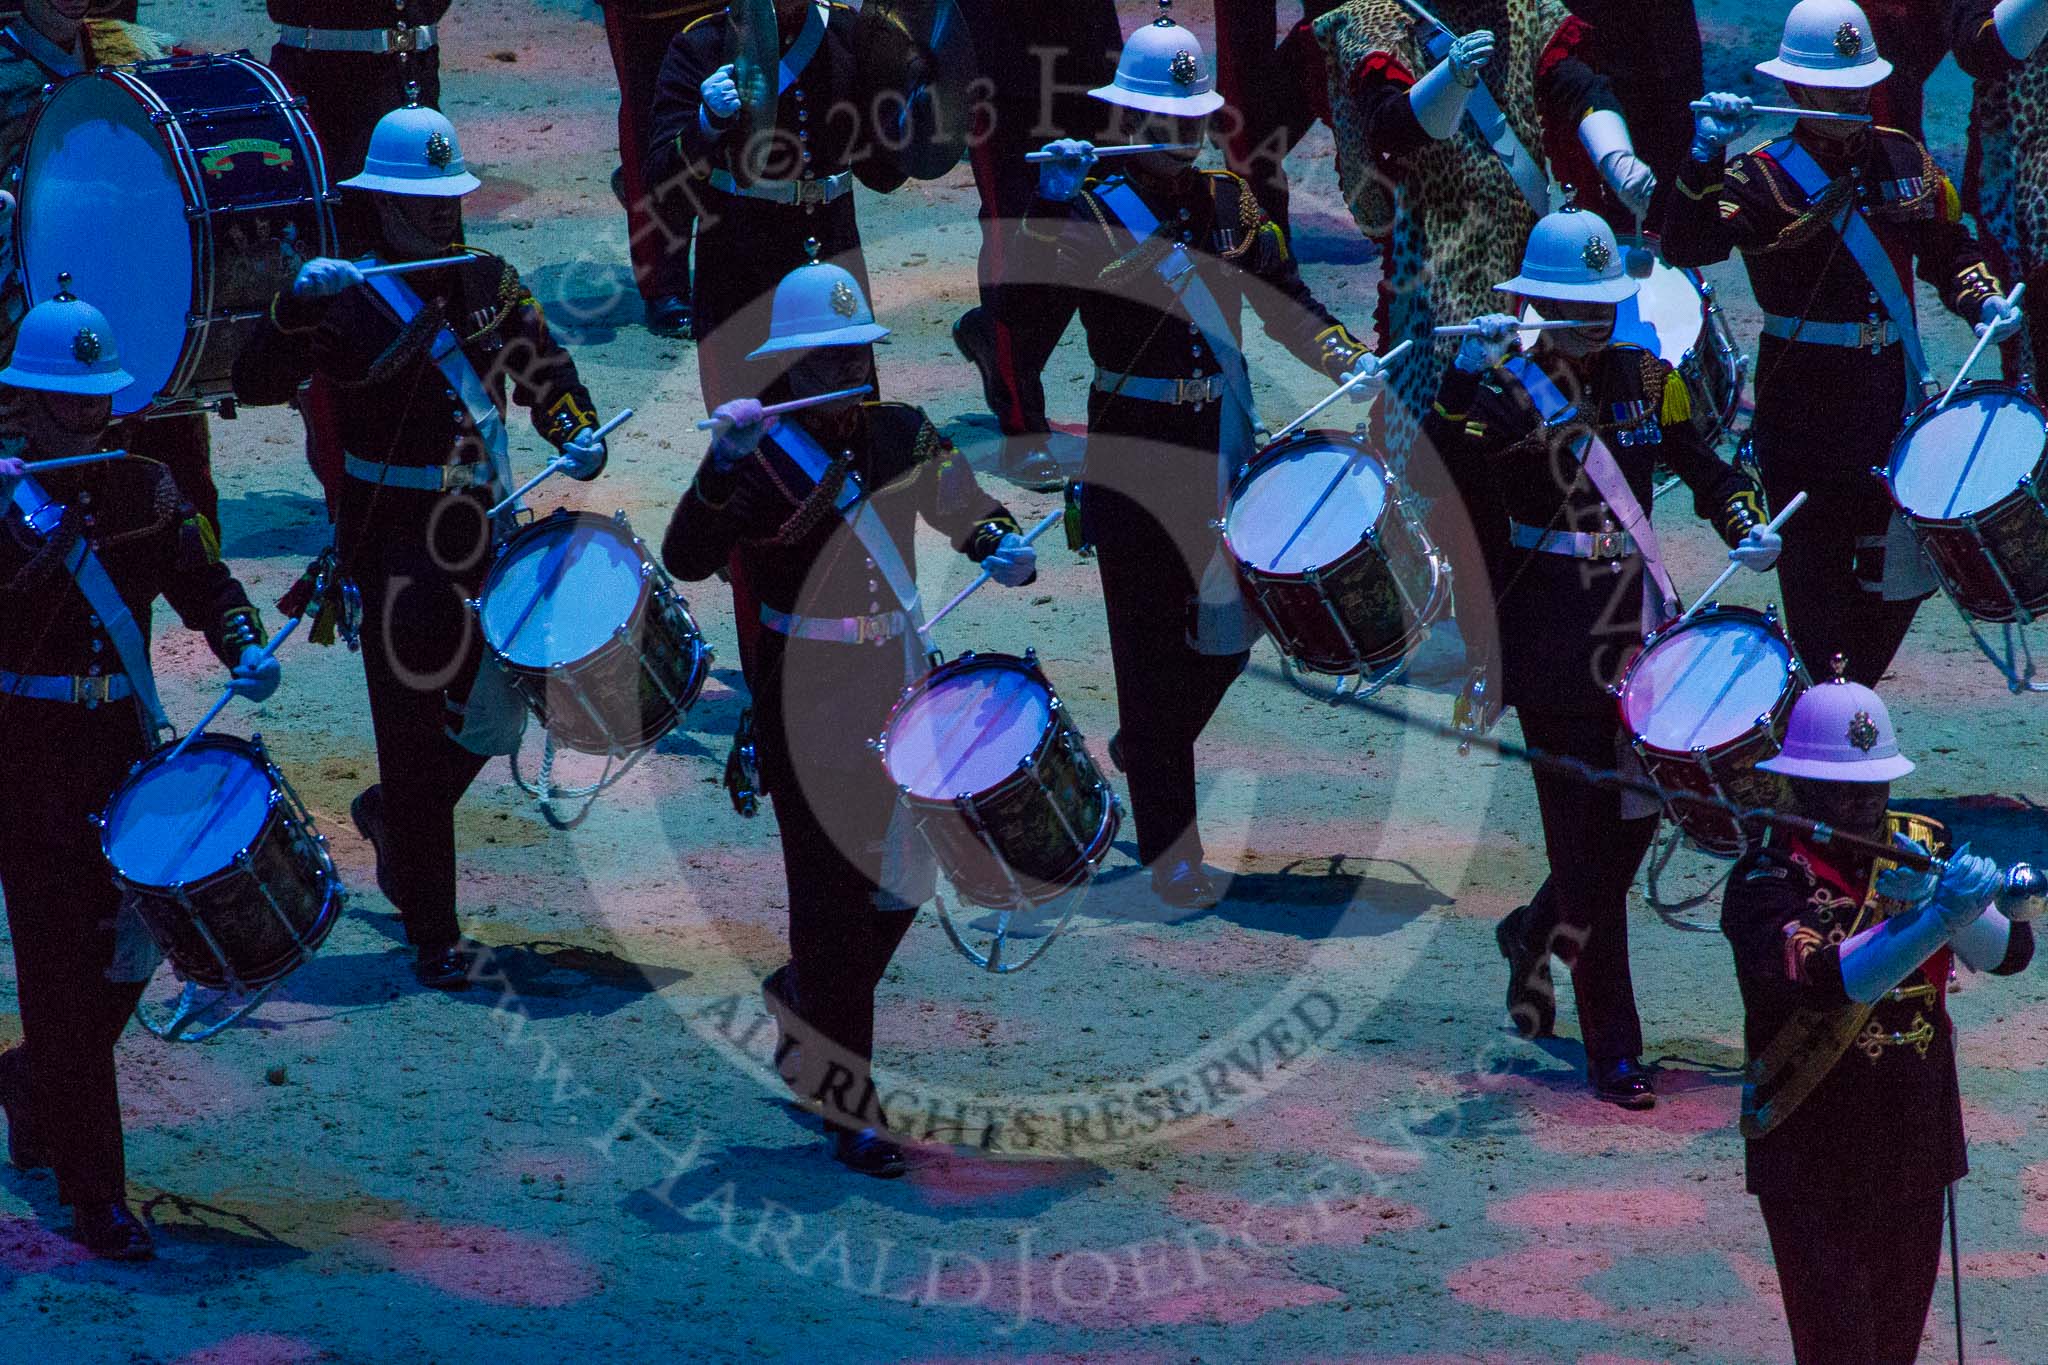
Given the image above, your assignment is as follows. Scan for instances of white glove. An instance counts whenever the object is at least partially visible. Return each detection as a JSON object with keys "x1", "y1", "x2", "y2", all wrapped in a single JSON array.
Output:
[
  {"x1": 561, "y1": 429, "x2": 607, "y2": 481},
  {"x1": 1580, "y1": 109, "x2": 1656, "y2": 218},
  {"x1": 228, "y1": 644, "x2": 282, "y2": 702},
  {"x1": 983, "y1": 532, "x2": 1037, "y2": 587},
  {"x1": 1994, "y1": 0, "x2": 2048, "y2": 61},
  {"x1": 707, "y1": 398, "x2": 776, "y2": 469},
  {"x1": 1933, "y1": 844, "x2": 2006, "y2": 930},
  {"x1": 1978, "y1": 292, "x2": 2025, "y2": 345},
  {"x1": 702, "y1": 64, "x2": 741, "y2": 121},
  {"x1": 1730, "y1": 525, "x2": 1782, "y2": 572},
  {"x1": 1340, "y1": 352, "x2": 1389, "y2": 404},
  {"x1": 0, "y1": 455, "x2": 21, "y2": 485},
  {"x1": 292, "y1": 257, "x2": 364, "y2": 300},
  {"x1": 1454, "y1": 313, "x2": 1519, "y2": 373},
  {"x1": 1036, "y1": 139, "x2": 1097, "y2": 202},
  {"x1": 1408, "y1": 34, "x2": 1492, "y2": 140},
  {"x1": 1690, "y1": 92, "x2": 1757, "y2": 160},
  {"x1": 1448, "y1": 30, "x2": 1495, "y2": 84}
]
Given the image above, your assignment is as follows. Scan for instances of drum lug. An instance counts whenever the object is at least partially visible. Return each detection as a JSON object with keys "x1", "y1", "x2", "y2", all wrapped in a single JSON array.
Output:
[
  {"x1": 1023, "y1": 646, "x2": 1037, "y2": 666},
  {"x1": 1755, "y1": 712, "x2": 1772, "y2": 729},
  {"x1": 614, "y1": 509, "x2": 631, "y2": 526},
  {"x1": 1208, "y1": 518, "x2": 1227, "y2": 534},
  {"x1": 465, "y1": 597, "x2": 481, "y2": 613},
  {"x1": 1606, "y1": 681, "x2": 1625, "y2": 699}
]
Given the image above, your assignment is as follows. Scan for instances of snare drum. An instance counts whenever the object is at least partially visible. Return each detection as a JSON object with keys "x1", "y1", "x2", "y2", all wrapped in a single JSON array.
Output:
[
  {"x1": 476, "y1": 510, "x2": 711, "y2": 757},
  {"x1": 1222, "y1": 429, "x2": 1449, "y2": 676},
  {"x1": 17, "y1": 53, "x2": 335, "y2": 415},
  {"x1": 877, "y1": 651, "x2": 1119, "y2": 908},
  {"x1": 1526, "y1": 249, "x2": 1745, "y2": 447},
  {"x1": 1615, "y1": 605, "x2": 1806, "y2": 857},
  {"x1": 1886, "y1": 381, "x2": 2048, "y2": 623},
  {"x1": 98, "y1": 734, "x2": 344, "y2": 993}
]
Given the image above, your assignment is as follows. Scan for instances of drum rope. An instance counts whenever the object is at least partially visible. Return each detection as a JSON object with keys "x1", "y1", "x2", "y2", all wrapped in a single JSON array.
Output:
[{"x1": 1641, "y1": 824, "x2": 1735, "y2": 927}]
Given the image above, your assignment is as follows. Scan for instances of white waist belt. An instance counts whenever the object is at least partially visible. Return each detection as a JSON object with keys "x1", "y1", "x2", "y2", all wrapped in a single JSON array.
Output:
[
  {"x1": 1091, "y1": 368, "x2": 1226, "y2": 407},
  {"x1": 0, "y1": 669, "x2": 134, "y2": 706},
  {"x1": 1509, "y1": 520, "x2": 1639, "y2": 562},
  {"x1": 1761, "y1": 314, "x2": 1900, "y2": 352},
  {"x1": 276, "y1": 24, "x2": 438, "y2": 53},
  {"x1": 760, "y1": 604, "x2": 909, "y2": 645},
  {"x1": 343, "y1": 453, "x2": 492, "y2": 491},
  {"x1": 706, "y1": 169, "x2": 853, "y2": 206}
]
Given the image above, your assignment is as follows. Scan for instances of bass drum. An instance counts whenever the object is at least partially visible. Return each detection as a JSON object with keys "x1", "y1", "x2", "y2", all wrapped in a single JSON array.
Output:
[{"x1": 16, "y1": 53, "x2": 335, "y2": 415}]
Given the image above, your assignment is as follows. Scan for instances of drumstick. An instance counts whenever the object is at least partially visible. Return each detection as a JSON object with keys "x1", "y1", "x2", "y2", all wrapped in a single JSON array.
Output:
[
  {"x1": 1674, "y1": 491, "x2": 1809, "y2": 628},
  {"x1": 920, "y1": 508, "x2": 1064, "y2": 636},
  {"x1": 485, "y1": 407, "x2": 636, "y2": 518},
  {"x1": 1023, "y1": 143, "x2": 1201, "y2": 163},
  {"x1": 1267, "y1": 340, "x2": 1414, "y2": 446},
  {"x1": 18, "y1": 449, "x2": 130, "y2": 473},
  {"x1": 1434, "y1": 319, "x2": 1596, "y2": 337},
  {"x1": 1688, "y1": 100, "x2": 1871, "y2": 124},
  {"x1": 163, "y1": 615, "x2": 303, "y2": 766},
  {"x1": 692, "y1": 386, "x2": 875, "y2": 431},
  {"x1": 1938, "y1": 281, "x2": 2025, "y2": 411},
  {"x1": 358, "y1": 255, "x2": 477, "y2": 279}
]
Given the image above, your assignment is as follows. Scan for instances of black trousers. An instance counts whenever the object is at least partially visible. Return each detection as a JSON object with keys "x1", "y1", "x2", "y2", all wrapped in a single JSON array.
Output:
[
  {"x1": 1757, "y1": 462, "x2": 1922, "y2": 688},
  {"x1": 0, "y1": 700, "x2": 153, "y2": 1205},
  {"x1": 268, "y1": 43, "x2": 444, "y2": 257},
  {"x1": 767, "y1": 780, "x2": 916, "y2": 1133},
  {"x1": 604, "y1": 5, "x2": 705, "y2": 302},
  {"x1": 342, "y1": 480, "x2": 491, "y2": 949},
  {"x1": 1760, "y1": 1188, "x2": 1946, "y2": 1364},
  {"x1": 1085, "y1": 464, "x2": 1249, "y2": 869},
  {"x1": 1514, "y1": 708, "x2": 1657, "y2": 1063}
]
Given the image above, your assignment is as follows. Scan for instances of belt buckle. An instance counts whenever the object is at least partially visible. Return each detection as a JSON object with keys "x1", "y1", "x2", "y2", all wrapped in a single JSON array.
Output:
[
  {"x1": 73, "y1": 674, "x2": 112, "y2": 707},
  {"x1": 444, "y1": 463, "x2": 481, "y2": 491},
  {"x1": 389, "y1": 24, "x2": 418, "y2": 53},
  {"x1": 1860, "y1": 319, "x2": 1884, "y2": 352},
  {"x1": 1176, "y1": 376, "x2": 1214, "y2": 406},
  {"x1": 796, "y1": 179, "x2": 825, "y2": 206},
  {"x1": 857, "y1": 613, "x2": 890, "y2": 646},
  {"x1": 1592, "y1": 530, "x2": 1625, "y2": 560}
]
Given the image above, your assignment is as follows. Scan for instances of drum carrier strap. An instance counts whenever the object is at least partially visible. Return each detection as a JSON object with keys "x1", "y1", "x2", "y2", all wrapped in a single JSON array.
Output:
[
  {"x1": 1766, "y1": 138, "x2": 1936, "y2": 399},
  {"x1": 1503, "y1": 355, "x2": 1681, "y2": 633},
  {"x1": 766, "y1": 421, "x2": 930, "y2": 677},
  {"x1": 363, "y1": 271, "x2": 516, "y2": 509},
  {"x1": 1091, "y1": 177, "x2": 1266, "y2": 657},
  {"x1": 7, "y1": 473, "x2": 173, "y2": 744}
]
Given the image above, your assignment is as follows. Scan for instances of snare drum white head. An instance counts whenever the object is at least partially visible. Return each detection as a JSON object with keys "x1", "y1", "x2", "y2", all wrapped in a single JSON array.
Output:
[
  {"x1": 481, "y1": 517, "x2": 648, "y2": 669},
  {"x1": 1225, "y1": 438, "x2": 1388, "y2": 575},
  {"x1": 1524, "y1": 260, "x2": 1700, "y2": 367},
  {"x1": 1621, "y1": 614, "x2": 1791, "y2": 754},
  {"x1": 20, "y1": 75, "x2": 191, "y2": 416},
  {"x1": 884, "y1": 660, "x2": 1053, "y2": 800},
  {"x1": 103, "y1": 743, "x2": 272, "y2": 888},
  {"x1": 1890, "y1": 388, "x2": 2048, "y2": 521}
]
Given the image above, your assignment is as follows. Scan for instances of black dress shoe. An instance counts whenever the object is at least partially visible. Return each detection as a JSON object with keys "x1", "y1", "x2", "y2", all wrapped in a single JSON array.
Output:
[
  {"x1": 829, "y1": 1127, "x2": 908, "y2": 1178},
  {"x1": 1495, "y1": 904, "x2": 1556, "y2": 1039},
  {"x1": 998, "y1": 442, "x2": 1066, "y2": 493},
  {"x1": 1590, "y1": 1056, "x2": 1657, "y2": 1110},
  {"x1": 350, "y1": 785, "x2": 393, "y2": 902},
  {"x1": 0, "y1": 1047, "x2": 50, "y2": 1171},
  {"x1": 1152, "y1": 859, "x2": 1221, "y2": 911},
  {"x1": 72, "y1": 1200, "x2": 155, "y2": 1261},
  {"x1": 952, "y1": 306, "x2": 1007, "y2": 415},
  {"x1": 645, "y1": 293, "x2": 694, "y2": 340},
  {"x1": 413, "y1": 942, "x2": 473, "y2": 991}
]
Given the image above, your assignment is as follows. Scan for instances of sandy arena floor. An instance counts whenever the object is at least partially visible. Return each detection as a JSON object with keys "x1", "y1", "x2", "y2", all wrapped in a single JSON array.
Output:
[{"x1": 2, "y1": 2, "x2": 2046, "y2": 1361}]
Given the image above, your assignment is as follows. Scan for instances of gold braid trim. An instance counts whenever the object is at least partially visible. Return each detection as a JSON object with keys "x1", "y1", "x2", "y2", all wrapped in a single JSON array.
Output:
[{"x1": 757, "y1": 450, "x2": 856, "y2": 548}]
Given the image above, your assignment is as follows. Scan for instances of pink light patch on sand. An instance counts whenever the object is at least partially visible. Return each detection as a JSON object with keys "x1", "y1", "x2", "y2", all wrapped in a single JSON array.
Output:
[
  {"x1": 171, "y1": 1335, "x2": 324, "y2": 1365},
  {"x1": 1962, "y1": 1099, "x2": 2029, "y2": 1145},
  {"x1": 1963, "y1": 999, "x2": 2048, "y2": 1070},
  {"x1": 878, "y1": 999, "x2": 1043, "y2": 1049},
  {"x1": 0, "y1": 1215, "x2": 91, "y2": 1272},
  {"x1": 360, "y1": 1218, "x2": 601, "y2": 1307},
  {"x1": 1465, "y1": 1065, "x2": 1735, "y2": 1155},
  {"x1": 1167, "y1": 1186, "x2": 1425, "y2": 1247},
  {"x1": 1447, "y1": 1246, "x2": 1613, "y2": 1321},
  {"x1": 909, "y1": 1247, "x2": 1339, "y2": 1327},
  {"x1": 1490, "y1": 1187, "x2": 1709, "y2": 1233},
  {"x1": 1119, "y1": 929, "x2": 1314, "y2": 977},
  {"x1": 1952, "y1": 1249, "x2": 2048, "y2": 1278},
  {"x1": 904, "y1": 1151, "x2": 1095, "y2": 1208}
]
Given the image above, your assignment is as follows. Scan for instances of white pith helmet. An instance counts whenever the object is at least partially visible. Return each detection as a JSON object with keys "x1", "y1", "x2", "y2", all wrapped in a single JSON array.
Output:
[
  {"x1": 1756, "y1": 0, "x2": 1893, "y2": 90},
  {"x1": 1495, "y1": 205, "x2": 1640, "y2": 305},
  {"x1": 1090, "y1": 0, "x2": 1225, "y2": 117},
  {"x1": 747, "y1": 240, "x2": 892, "y2": 359},
  {"x1": 341, "y1": 82, "x2": 481, "y2": 197},
  {"x1": 0, "y1": 274, "x2": 134, "y2": 396}
]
